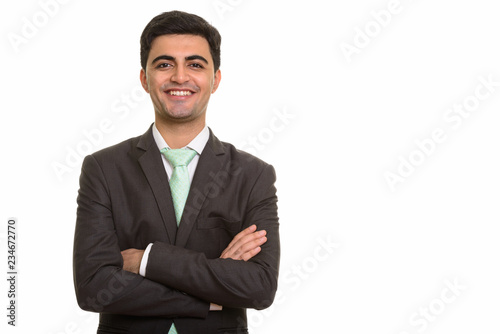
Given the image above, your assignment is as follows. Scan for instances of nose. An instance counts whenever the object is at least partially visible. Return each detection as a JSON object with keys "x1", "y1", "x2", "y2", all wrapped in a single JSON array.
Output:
[{"x1": 171, "y1": 65, "x2": 189, "y2": 84}]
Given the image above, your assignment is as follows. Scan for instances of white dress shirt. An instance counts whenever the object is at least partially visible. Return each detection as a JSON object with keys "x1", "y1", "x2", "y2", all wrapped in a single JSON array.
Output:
[{"x1": 139, "y1": 123, "x2": 210, "y2": 276}]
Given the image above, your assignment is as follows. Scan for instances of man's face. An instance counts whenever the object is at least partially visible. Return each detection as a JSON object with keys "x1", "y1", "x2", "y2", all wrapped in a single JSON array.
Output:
[{"x1": 140, "y1": 34, "x2": 221, "y2": 124}]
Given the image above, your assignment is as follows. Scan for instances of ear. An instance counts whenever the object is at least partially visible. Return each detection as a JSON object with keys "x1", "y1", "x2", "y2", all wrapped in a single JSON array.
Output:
[
  {"x1": 211, "y1": 69, "x2": 221, "y2": 94},
  {"x1": 140, "y1": 68, "x2": 149, "y2": 93}
]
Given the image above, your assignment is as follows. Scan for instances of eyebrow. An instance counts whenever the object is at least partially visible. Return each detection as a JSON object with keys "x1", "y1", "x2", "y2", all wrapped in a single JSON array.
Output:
[
  {"x1": 151, "y1": 55, "x2": 209, "y2": 65},
  {"x1": 185, "y1": 55, "x2": 209, "y2": 64}
]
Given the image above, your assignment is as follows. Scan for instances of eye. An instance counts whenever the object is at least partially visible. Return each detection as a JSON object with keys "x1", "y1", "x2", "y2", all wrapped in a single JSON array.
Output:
[
  {"x1": 189, "y1": 63, "x2": 204, "y2": 69},
  {"x1": 157, "y1": 63, "x2": 172, "y2": 69}
]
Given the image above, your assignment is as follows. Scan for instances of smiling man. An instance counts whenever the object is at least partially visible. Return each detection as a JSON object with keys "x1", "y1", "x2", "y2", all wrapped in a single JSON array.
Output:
[
  {"x1": 73, "y1": 10, "x2": 280, "y2": 334},
  {"x1": 144, "y1": 34, "x2": 219, "y2": 133}
]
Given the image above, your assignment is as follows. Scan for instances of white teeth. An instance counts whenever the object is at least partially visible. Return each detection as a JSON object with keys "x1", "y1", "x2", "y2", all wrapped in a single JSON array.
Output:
[{"x1": 168, "y1": 90, "x2": 192, "y2": 96}]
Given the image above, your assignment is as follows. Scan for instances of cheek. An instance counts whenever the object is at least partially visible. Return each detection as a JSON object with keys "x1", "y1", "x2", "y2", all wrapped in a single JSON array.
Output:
[
  {"x1": 209, "y1": 76, "x2": 215, "y2": 89},
  {"x1": 149, "y1": 77, "x2": 161, "y2": 90},
  {"x1": 147, "y1": 72, "x2": 167, "y2": 89}
]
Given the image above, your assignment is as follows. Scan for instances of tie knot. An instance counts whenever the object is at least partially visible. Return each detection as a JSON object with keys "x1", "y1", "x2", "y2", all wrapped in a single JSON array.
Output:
[{"x1": 161, "y1": 148, "x2": 197, "y2": 167}]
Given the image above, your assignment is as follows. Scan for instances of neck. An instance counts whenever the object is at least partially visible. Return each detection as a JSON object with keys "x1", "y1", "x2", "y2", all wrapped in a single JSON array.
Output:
[{"x1": 155, "y1": 117, "x2": 205, "y2": 149}]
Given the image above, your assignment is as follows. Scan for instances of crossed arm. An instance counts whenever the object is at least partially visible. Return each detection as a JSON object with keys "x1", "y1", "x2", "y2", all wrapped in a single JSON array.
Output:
[
  {"x1": 121, "y1": 224, "x2": 267, "y2": 310},
  {"x1": 122, "y1": 224, "x2": 267, "y2": 273},
  {"x1": 74, "y1": 154, "x2": 279, "y2": 317}
]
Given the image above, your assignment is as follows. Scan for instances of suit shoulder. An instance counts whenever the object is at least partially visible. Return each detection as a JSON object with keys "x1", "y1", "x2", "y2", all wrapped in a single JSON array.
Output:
[
  {"x1": 89, "y1": 134, "x2": 142, "y2": 162},
  {"x1": 220, "y1": 140, "x2": 274, "y2": 174}
]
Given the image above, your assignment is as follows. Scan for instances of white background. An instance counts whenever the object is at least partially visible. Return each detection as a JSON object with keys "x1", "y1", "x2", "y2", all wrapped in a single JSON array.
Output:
[{"x1": 1, "y1": 0, "x2": 500, "y2": 333}]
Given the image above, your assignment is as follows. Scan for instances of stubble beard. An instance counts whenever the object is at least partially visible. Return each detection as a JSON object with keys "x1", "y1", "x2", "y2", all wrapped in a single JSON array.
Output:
[{"x1": 155, "y1": 102, "x2": 206, "y2": 125}]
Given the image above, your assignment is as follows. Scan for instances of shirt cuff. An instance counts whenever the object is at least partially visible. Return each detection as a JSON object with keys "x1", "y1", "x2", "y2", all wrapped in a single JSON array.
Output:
[{"x1": 139, "y1": 243, "x2": 153, "y2": 277}]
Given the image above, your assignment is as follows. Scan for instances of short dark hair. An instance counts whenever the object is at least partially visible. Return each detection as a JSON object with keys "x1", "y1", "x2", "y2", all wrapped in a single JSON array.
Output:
[{"x1": 140, "y1": 11, "x2": 221, "y2": 72}]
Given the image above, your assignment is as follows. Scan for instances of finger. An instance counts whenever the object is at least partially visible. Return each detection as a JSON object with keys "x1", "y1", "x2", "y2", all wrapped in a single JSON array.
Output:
[
  {"x1": 234, "y1": 229, "x2": 266, "y2": 247},
  {"x1": 224, "y1": 236, "x2": 267, "y2": 260},
  {"x1": 241, "y1": 246, "x2": 262, "y2": 262},
  {"x1": 229, "y1": 230, "x2": 266, "y2": 254},
  {"x1": 221, "y1": 230, "x2": 265, "y2": 258},
  {"x1": 237, "y1": 236, "x2": 266, "y2": 257},
  {"x1": 228, "y1": 231, "x2": 267, "y2": 257},
  {"x1": 225, "y1": 225, "x2": 257, "y2": 250},
  {"x1": 221, "y1": 225, "x2": 258, "y2": 258},
  {"x1": 121, "y1": 248, "x2": 138, "y2": 255}
]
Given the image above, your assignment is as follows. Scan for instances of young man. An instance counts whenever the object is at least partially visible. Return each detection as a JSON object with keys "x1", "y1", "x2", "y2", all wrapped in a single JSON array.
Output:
[{"x1": 73, "y1": 11, "x2": 280, "y2": 334}]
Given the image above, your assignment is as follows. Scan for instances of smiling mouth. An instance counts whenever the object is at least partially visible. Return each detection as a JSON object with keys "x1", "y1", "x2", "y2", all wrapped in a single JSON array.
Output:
[{"x1": 166, "y1": 90, "x2": 194, "y2": 96}]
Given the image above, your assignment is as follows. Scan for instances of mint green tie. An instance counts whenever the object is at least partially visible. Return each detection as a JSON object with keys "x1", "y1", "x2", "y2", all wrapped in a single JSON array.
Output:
[
  {"x1": 160, "y1": 148, "x2": 197, "y2": 334},
  {"x1": 161, "y1": 148, "x2": 197, "y2": 225}
]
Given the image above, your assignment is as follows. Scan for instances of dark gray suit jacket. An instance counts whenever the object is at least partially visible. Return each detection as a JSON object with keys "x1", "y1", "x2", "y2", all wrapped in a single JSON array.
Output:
[{"x1": 73, "y1": 125, "x2": 280, "y2": 334}]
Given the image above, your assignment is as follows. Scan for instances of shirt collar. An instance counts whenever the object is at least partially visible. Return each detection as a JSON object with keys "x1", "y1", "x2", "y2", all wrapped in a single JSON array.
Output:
[{"x1": 152, "y1": 123, "x2": 209, "y2": 155}]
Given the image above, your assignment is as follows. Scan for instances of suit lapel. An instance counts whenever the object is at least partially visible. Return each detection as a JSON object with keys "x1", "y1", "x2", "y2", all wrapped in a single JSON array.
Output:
[
  {"x1": 175, "y1": 129, "x2": 226, "y2": 248},
  {"x1": 136, "y1": 125, "x2": 178, "y2": 244}
]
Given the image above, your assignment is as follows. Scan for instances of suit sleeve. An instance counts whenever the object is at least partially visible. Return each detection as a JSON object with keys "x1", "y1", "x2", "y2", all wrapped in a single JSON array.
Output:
[
  {"x1": 73, "y1": 155, "x2": 210, "y2": 317},
  {"x1": 146, "y1": 164, "x2": 280, "y2": 310}
]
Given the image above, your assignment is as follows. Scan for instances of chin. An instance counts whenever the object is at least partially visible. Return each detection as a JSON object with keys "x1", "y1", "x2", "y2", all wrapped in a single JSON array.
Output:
[
  {"x1": 170, "y1": 111, "x2": 194, "y2": 120},
  {"x1": 160, "y1": 112, "x2": 196, "y2": 124},
  {"x1": 156, "y1": 106, "x2": 204, "y2": 124},
  {"x1": 157, "y1": 108, "x2": 191, "y2": 119}
]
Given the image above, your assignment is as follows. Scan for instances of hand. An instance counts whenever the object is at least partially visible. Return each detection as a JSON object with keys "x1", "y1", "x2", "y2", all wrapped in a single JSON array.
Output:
[
  {"x1": 121, "y1": 248, "x2": 145, "y2": 274},
  {"x1": 220, "y1": 224, "x2": 267, "y2": 261},
  {"x1": 210, "y1": 303, "x2": 222, "y2": 311}
]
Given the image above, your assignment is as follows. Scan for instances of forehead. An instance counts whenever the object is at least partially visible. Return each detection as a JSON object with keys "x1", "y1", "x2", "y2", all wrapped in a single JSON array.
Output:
[{"x1": 149, "y1": 34, "x2": 211, "y2": 60}]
